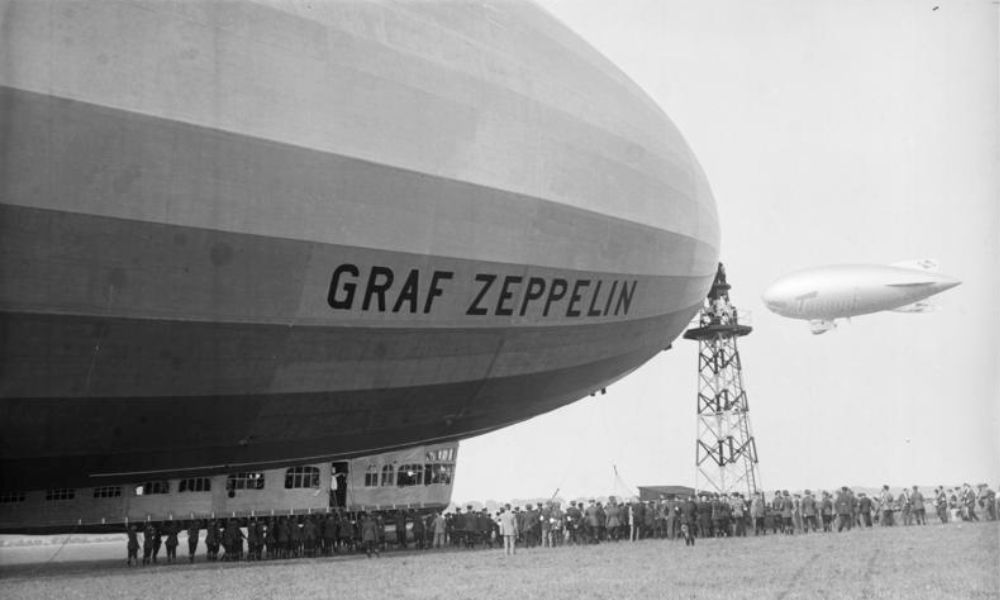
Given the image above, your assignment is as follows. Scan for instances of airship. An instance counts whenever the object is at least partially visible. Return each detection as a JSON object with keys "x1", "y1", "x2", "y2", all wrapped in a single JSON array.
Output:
[
  {"x1": 0, "y1": 0, "x2": 719, "y2": 525},
  {"x1": 761, "y1": 260, "x2": 960, "y2": 334}
]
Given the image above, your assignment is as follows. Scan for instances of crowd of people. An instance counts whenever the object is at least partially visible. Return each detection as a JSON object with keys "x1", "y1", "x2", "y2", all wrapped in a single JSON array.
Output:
[{"x1": 124, "y1": 483, "x2": 998, "y2": 565}]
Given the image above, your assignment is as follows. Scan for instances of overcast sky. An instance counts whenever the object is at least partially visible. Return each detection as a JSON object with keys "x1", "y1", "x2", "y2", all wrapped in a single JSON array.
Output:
[{"x1": 452, "y1": 0, "x2": 999, "y2": 504}]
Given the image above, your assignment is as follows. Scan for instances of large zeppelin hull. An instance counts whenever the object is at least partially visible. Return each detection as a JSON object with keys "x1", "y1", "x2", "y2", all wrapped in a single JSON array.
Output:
[{"x1": 0, "y1": 1, "x2": 720, "y2": 491}]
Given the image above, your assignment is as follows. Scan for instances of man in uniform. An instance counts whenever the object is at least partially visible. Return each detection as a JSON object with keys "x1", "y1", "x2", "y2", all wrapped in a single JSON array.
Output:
[
  {"x1": 186, "y1": 520, "x2": 200, "y2": 563},
  {"x1": 934, "y1": 486, "x2": 949, "y2": 523},
  {"x1": 394, "y1": 510, "x2": 408, "y2": 550},
  {"x1": 696, "y1": 494, "x2": 713, "y2": 538},
  {"x1": 857, "y1": 493, "x2": 874, "y2": 528},
  {"x1": 205, "y1": 519, "x2": 220, "y2": 561},
  {"x1": 750, "y1": 492, "x2": 766, "y2": 535},
  {"x1": 605, "y1": 499, "x2": 621, "y2": 541},
  {"x1": 142, "y1": 522, "x2": 156, "y2": 565},
  {"x1": 164, "y1": 521, "x2": 179, "y2": 563},
  {"x1": 360, "y1": 512, "x2": 379, "y2": 558},
  {"x1": 411, "y1": 510, "x2": 426, "y2": 550},
  {"x1": 820, "y1": 491, "x2": 834, "y2": 532},
  {"x1": 910, "y1": 486, "x2": 926, "y2": 525},
  {"x1": 779, "y1": 491, "x2": 794, "y2": 534},
  {"x1": 126, "y1": 524, "x2": 140, "y2": 567},
  {"x1": 566, "y1": 501, "x2": 582, "y2": 544},
  {"x1": 835, "y1": 487, "x2": 854, "y2": 532},
  {"x1": 585, "y1": 499, "x2": 600, "y2": 544},
  {"x1": 151, "y1": 522, "x2": 163, "y2": 562},
  {"x1": 730, "y1": 493, "x2": 746, "y2": 537},
  {"x1": 801, "y1": 490, "x2": 817, "y2": 533},
  {"x1": 665, "y1": 496, "x2": 679, "y2": 540},
  {"x1": 879, "y1": 485, "x2": 895, "y2": 526}
]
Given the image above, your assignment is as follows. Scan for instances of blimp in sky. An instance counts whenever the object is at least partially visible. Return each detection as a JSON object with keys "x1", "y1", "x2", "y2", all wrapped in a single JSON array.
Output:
[
  {"x1": 0, "y1": 0, "x2": 719, "y2": 509},
  {"x1": 762, "y1": 260, "x2": 961, "y2": 334}
]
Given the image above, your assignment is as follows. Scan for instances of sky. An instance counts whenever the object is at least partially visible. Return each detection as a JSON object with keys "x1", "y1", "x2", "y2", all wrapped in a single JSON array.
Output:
[{"x1": 452, "y1": 0, "x2": 999, "y2": 504}]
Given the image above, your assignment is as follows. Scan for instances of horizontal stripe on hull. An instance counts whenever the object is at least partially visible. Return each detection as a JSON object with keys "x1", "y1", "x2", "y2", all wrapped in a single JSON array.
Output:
[
  {"x1": 0, "y1": 203, "x2": 711, "y2": 332},
  {"x1": 0, "y1": 302, "x2": 692, "y2": 400},
  {"x1": 0, "y1": 338, "x2": 673, "y2": 490},
  {"x1": 0, "y1": 1, "x2": 718, "y2": 240},
  {"x1": 0, "y1": 86, "x2": 717, "y2": 278}
]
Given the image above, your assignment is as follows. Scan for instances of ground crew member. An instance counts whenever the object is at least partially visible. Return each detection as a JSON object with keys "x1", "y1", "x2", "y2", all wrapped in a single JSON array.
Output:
[
  {"x1": 186, "y1": 520, "x2": 199, "y2": 563},
  {"x1": 835, "y1": 487, "x2": 853, "y2": 531},
  {"x1": 361, "y1": 513, "x2": 379, "y2": 558},
  {"x1": 801, "y1": 491, "x2": 817, "y2": 532},
  {"x1": 126, "y1": 524, "x2": 139, "y2": 567},
  {"x1": 164, "y1": 522, "x2": 179, "y2": 563},
  {"x1": 142, "y1": 523, "x2": 155, "y2": 565}
]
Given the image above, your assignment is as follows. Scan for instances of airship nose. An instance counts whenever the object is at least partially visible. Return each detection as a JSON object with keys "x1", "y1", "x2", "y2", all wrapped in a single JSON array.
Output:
[{"x1": 761, "y1": 282, "x2": 787, "y2": 312}]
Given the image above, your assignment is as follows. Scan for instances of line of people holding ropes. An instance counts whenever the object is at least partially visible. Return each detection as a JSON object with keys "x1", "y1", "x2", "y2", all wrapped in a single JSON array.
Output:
[{"x1": 124, "y1": 482, "x2": 998, "y2": 565}]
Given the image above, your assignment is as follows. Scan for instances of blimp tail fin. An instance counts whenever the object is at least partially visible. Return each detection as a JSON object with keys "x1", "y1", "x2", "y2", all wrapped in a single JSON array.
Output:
[
  {"x1": 891, "y1": 258, "x2": 939, "y2": 272},
  {"x1": 809, "y1": 319, "x2": 837, "y2": 334},
  {"x1": 891, "y1": 300, "x2": 938, "y2": 313}
]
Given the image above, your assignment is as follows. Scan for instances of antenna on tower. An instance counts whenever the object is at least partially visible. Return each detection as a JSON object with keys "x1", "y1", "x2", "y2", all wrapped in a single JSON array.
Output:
[{"x1": 683, "y1": 263, "x2": 761, "y2": 497}]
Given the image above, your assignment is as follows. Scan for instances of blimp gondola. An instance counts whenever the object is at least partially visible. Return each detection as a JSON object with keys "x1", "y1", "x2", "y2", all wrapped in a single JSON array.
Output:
[{"x1": 0, "y1": 0, "x2": 720, "y2": 529}]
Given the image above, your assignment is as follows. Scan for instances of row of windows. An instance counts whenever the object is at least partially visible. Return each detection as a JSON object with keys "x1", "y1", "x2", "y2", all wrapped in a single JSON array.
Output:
[
  {"x1": 2, "y1": 467, "x2": 324, "y2": 503},
  {"x1": 3, "y1": 459, "x2": 457, "y2": 502},
  {"x1": 363, "y1": 463, "x2": 454, "y2": 488}
]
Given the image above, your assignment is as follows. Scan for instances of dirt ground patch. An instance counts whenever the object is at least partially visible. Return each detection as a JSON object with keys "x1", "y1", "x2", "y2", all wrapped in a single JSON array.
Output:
[{"x1": 1, "y1": 522, "x2": 997, "y2": 599}]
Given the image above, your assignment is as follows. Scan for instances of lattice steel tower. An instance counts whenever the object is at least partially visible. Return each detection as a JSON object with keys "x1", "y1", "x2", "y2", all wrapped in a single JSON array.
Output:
[{"x1": 682, "y1": 263, "x2": 761, "y2": 497}]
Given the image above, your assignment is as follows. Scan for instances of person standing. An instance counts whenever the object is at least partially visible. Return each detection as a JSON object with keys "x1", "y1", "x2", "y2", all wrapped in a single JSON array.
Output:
[
  {"x1": 730, "y1": 493, "x2": 746, "y2": 537},
  {"x1": 780, "y1": 491, "x2": 794, "y2": 535},
  {"x1": 186, "y1": 520, "x2": 200, "y2": 563},
  {"x1": 857, "y1": 493, "x2": 874, "y2": 528},
  {"x1": 585, "y1": 500, "x2": 600, "y2": 544},
  {"x1": 680, "y1": 495, "x2": 697, "y2": 543},
  {"x1": 151, "y1": 522, "x2": 163, "y2": 563},
  {"x1": 750, "y1": 492, "x2": 766, "y2": 535},
  {"x1": 426, "y1": 511, "x2": 442, "y2": 549},
  {"x1": 394, "y1": 510, "x2": 408, "y2": 550},
  {"x1": 820, "y1": 491, "x2": 834, "y2": 532},
  {"x1": 801, "y1": 491, "x2": 817, "y2": 533},
  {"x1": 563, "y1": 502, "x2": 578, "y2": 544},
  {"x1": 205, "y1": 520, "x2": 220, "y2": 561},
  {"x1": 900, "y1": 489, "x2": 913, "y2": 526},
  {"x1": 911, "y1": 487, "x2": 926, "y2": 525},
  {"x1": 411, "y1": 510, "x2": 426, "y2": 550},
  {"x1": 126, "y1": 524, "x2": 140, "y2": 567},
  {"x1": 142, "y1": 522, "x2": 155, "y2": 566},
  {"x1": 360, "y1": 513, "x2": 379, "y2": 558},
  {"x1": 499, "y1": 504, "x2": 517, "y2": 555},
  {"x1": 605, "y1": 500, "x2": 621, "y2": 542},
  {"x1": 164, "y1": 522, "x2": 179, "y2": 563},
  {"x1": 303, "y1": 516, "x2": 319, "y2": 557},
  {"x1": 835, "y1": 487, "x2": 853, "y2": 532},
  {"x1": 879, "y1": 485, "x2": 895, "y2": 527},
  {"x1": 935, "y1": 487, "x2": 949, "y2": 523}
]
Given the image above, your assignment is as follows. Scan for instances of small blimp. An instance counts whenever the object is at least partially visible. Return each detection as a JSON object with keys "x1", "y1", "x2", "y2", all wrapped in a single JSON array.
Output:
[{"x1": 762, "y1": 259, "x2": 961, "y2": 334}]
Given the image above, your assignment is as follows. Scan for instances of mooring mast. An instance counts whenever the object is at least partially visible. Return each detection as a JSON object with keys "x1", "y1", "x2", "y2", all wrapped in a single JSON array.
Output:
[{"x1": 682, "y1": 263, "x2": 761, "y2": 497}]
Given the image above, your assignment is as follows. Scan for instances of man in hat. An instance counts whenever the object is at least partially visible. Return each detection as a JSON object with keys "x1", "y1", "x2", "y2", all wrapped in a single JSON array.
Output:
[
  {"x1": 835, "y1": 487, "x2": 853, "y2": 532},
  {"x1": 911, "y1": 486, "x2": 926, "y2": 525},
  {"x1": 858, "y1": 493, "x2": 874, "y2": 528},
  {"x1": 585, "y1": 500, "x2": 600, "y2": 544},
  {"x1": 801, "y1": 490, "x2": 817, "y2": 533},
  {"x1": 879, "y1": 485, "x2": 895, "y2": 526}
]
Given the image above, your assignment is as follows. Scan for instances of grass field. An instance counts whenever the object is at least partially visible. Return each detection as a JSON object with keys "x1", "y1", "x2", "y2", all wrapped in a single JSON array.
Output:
[{"x1": 1, "y1": 522, "x2": 997, "y2": 599}]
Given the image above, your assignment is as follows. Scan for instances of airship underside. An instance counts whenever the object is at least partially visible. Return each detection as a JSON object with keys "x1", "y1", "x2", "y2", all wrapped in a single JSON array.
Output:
[{"x1": 0, "y1": 0, "x2": 719, "y2": 491}]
